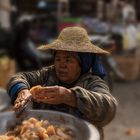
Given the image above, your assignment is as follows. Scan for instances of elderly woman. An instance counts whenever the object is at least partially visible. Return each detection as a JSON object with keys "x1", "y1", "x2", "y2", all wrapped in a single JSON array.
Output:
[{"x1": 7, "y1": 27, "x2": 117, "y2": 140}]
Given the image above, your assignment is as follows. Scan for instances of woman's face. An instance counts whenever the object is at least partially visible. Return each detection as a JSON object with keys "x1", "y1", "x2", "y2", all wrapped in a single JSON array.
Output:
[{"x1": 54, "y1": 51, "x2": 81, "y2": 83}]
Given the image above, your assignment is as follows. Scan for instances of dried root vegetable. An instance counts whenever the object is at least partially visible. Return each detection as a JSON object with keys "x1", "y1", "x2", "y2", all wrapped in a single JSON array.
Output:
[{"x1": 0, "y1": 118, "x2": 75, "y2": 140}]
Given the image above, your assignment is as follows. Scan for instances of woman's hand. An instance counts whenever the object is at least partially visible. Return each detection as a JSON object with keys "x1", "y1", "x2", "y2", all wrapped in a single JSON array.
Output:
[
  {"x1": 14, "y1": 89, "x2": 32, "y2": 111},
  {"x1": 32, "y1": 86, "x2": 76, "y2": 107}
]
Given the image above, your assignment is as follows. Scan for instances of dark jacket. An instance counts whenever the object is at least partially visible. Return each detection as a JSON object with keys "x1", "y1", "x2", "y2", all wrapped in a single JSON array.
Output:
[{"x1": 7, "y1": 66, "x2": 117, "y2": 140}]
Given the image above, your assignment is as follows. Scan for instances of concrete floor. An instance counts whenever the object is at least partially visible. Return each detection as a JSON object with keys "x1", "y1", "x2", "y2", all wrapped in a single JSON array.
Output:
[{"x1": 104, "y1": 79, "x2": 140, "y2": 140}]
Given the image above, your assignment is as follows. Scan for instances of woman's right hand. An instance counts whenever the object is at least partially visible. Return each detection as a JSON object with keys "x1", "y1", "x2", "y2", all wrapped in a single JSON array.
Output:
[{"x1": 14, "y1": 89, "x2": 32, "y2": 111}]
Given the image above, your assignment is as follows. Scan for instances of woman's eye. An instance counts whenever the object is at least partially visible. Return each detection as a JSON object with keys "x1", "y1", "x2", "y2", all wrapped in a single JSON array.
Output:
[
  {"x1": 66, "y1": 59, "x2": 71, "y2": 62},
  {"x1": 55, "y1": 58, "x2": 61, "y2": 61}
]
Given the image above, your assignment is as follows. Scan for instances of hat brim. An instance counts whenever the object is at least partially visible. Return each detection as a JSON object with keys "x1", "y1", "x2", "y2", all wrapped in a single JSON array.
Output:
[{"x1": 38, "y1": 39, "x2": 110, "y2": 55}]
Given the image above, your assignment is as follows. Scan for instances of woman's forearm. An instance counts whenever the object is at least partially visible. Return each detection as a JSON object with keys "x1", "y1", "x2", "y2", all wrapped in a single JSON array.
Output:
[{"x1": 71, "y1": 86, "x2": 117, "y2": 126}]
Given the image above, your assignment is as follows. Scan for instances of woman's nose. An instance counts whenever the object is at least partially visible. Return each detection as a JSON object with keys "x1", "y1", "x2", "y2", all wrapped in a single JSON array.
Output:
[{"x1": 59, "y1": 61, "x2": 67, "y2": 68}]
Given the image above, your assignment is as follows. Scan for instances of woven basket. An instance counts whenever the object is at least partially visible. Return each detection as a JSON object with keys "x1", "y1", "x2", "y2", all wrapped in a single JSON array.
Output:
[
  {"x1": 0, "y1": 57, "x2": 16, "y2": 88},
  {"x1": 113, "y1": 54, "x2": 139, "y2": 81}
]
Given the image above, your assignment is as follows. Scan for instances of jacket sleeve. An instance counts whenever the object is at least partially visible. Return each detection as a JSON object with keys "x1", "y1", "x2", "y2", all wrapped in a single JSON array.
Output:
[
  {"x1": 70, "y1": 76, "x2": 117, "y2": 127},
  {"x1": 7, "y1": 67, "x2": 49, "y2": 102}
]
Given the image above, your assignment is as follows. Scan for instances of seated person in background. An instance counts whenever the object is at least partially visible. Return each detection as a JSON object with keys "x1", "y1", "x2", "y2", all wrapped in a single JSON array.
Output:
[{"x1": 7, "y1": 26, "x2": 117, "y2": 140}]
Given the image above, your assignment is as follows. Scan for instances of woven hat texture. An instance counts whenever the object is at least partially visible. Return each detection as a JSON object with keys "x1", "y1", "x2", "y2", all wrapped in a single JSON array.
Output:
[{"x1": 38, "y1": 26, "x2": 109, "y2": 54}]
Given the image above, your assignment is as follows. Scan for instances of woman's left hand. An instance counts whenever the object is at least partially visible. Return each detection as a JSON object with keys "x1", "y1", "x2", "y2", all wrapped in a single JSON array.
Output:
[{"x1": 33, "y1": 86, "x2": 76, "y2": 107}]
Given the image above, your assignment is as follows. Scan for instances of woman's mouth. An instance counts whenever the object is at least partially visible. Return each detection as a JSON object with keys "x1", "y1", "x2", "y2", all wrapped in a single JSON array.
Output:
[{"x1": 57, "y1": 71, "x2": 68, "y2": 77}]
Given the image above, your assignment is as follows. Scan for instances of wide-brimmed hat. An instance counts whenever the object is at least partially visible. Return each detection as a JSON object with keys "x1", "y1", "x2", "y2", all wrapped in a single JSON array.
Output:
[{"x1": 38, "y1": 26, "x2": 109, "y2": 55}]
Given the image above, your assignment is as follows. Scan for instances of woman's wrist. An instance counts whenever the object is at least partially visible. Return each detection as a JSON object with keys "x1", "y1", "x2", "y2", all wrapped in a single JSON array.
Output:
[{"x1": 65, "y1": 89, "x2": 76, "y2": 107}]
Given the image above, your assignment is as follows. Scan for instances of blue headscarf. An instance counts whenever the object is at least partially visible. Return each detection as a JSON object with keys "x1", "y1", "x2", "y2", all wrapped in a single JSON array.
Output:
[{"x1": 78, "y1": 53, "x2": 106, "y2": 79}]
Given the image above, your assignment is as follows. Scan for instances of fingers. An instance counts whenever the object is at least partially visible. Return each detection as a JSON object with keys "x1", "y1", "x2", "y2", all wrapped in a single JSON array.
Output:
[
  {"x1": 30, "y1": 85, "x2": 42, "y2": 95},
  {"x1": 37, "y1": 97, "x2": 59, "y2": 105},
  {"x1": 14, "y1": 90, "x2": 32, "y2": 111},
  {"x1": 14, "y1": 99, "x2": 27, "y2": 111},
  {"x1": 41, "y1": 86, "x2": 59, "y2": 93},
  {"x1": 33, "y1": 92, "x2": 57, "y2": 102},
  {"x1": 29, "y1": 86, "x2": 64, "y2": 104},
  {"x1": 44, "y1": 98, "x2": 57, "y2": 104},
  {"x1": 30, "y1": 86, "x2": 54, "y2": 98},
  {"x1": 34, "y1": 97, "x2": 48, "y2": 103},
  {"x1": 32, "y1": 88, "x2": 58, "y2": 99},
  {"x1": 30, "y1": 86, "x2": 59, "y2": 96},
  {"x1": 14, "y1": 100, "x2": 26, "y2": 110}
]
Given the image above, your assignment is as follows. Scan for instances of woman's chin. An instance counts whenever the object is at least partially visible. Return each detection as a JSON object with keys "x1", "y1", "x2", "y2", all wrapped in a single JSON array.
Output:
[{"x1": 58, "y1": 77, "x2": 71, "y2": 83}]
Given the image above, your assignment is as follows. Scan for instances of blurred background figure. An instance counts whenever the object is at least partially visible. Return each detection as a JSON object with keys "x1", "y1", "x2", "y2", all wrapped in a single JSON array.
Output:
[
  {"x1": 0, "y1": 0, "x2": 17, "y2": 30},
  {"x1": 119, "y1": 0, "x2": 136, "y2": 25},
  {"x1": 123, "y1": 19, "x2": 138, "y2": 54}
]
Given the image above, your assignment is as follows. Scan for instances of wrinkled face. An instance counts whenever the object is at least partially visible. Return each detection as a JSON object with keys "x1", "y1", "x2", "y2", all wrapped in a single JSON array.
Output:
[{"x1": 54, "y1": 51, "x2": 81, "y2": 83}]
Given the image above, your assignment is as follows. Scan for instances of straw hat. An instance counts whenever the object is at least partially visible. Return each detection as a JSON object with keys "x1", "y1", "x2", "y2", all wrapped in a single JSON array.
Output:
[{"x1": 38, "y1": 26, "x2": 109, "y2": 55}]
